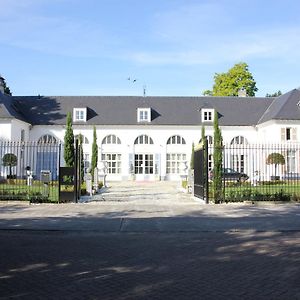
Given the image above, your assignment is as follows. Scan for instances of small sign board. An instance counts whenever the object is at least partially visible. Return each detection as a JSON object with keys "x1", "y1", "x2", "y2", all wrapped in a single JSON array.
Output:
[{"x1": 40, "y1": 170, "x2": 51, "y2": 183}]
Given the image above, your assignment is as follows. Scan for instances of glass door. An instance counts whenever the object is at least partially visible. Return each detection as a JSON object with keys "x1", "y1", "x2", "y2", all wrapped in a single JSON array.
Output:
[{"x1": 134, "y1": 154, "x2": 154, "y2": 179}]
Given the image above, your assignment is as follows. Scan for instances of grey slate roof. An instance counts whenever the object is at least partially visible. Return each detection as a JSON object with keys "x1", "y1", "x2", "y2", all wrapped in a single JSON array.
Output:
[
  {"x1": 11, "y1": 95, "x2": 275, "y2": 126},
  {"x1": 2, "y1": 88, "x2": 299, "y2": 126},
  {"x1": 259, "y1": 89, "x2": 300, "y2": 123},
  {"x1": 0, "y1": 92, "x2": 28, "y2": 122}
]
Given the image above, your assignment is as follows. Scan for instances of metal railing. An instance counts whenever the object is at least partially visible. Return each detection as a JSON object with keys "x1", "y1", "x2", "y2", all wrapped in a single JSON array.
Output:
[
  {"x1": 208, "y1": 142, "x2": 300, "y2": 202},
  {"x1": 0, "y1": 141, "x2": 61, "y2": 202}
]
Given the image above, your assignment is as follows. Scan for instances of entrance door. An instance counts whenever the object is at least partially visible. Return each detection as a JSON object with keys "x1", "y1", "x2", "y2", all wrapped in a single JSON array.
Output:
[{"x1": 134, "y1": 154, "x2": 154, "y2": 180}]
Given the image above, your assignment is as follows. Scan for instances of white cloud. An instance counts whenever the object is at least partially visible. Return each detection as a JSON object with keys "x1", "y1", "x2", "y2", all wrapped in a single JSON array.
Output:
[
  {"x1": 1, "y1": 0, "x2": 300, "y2": 66},
  {"x1": 128, "y1": 27, "x2": 300, "y2": 66}
]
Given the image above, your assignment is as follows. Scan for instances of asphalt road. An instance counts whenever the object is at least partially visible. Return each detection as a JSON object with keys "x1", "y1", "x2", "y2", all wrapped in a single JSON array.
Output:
[{"x1": 1, "y1": 230, "x2": 300, "y2": 300}]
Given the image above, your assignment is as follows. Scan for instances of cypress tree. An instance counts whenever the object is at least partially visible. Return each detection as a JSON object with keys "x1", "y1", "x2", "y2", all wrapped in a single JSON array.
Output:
[
  {"x1": 78, "y1": 134, "x2": 85, "y2": 182},
  {"x1": 64, "y1": 112, "x2": 75, "y2": 167},
  {"x1": 91, "y1": 126, "x2": 98, "y2": 178},
  {"x1": 190, "y1": 142, "x2": 194, "y2": 169},
  {"x1": 213, "y1": 110, "x2": 223, "y2": 203},
  {"x1": 201, "y1": 125, "x2": 207, "y2": 191},
  {"x1": 201, "y1": 125, "x2": 206, "y2": 144}
]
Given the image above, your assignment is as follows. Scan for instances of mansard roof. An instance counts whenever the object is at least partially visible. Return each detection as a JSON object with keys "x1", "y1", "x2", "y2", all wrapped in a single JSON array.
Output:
[
  {"x1": 3, "y1": 88, "x2": 300, "y2": 126},
  {"x1": 0, "y1": 92, "x2": 28, "y2": 122},
  {"x1": 259, "y1": 89, "x2": 300, "y2": 123},
  {"x1": 10, "y1": 94, "x2": 275, "y2": 126}
]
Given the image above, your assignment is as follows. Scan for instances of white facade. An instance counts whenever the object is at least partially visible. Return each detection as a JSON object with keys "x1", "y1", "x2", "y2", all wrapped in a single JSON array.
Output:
[
  {"x1": 1, "y1": 89, "x2": 300, "y2": 182},
  {"x1": 22, "y1": 123, "x2": 277, "y2": 181},
  {"x1": 2, "y1": 120, "x2": 300, "y2": 181}
]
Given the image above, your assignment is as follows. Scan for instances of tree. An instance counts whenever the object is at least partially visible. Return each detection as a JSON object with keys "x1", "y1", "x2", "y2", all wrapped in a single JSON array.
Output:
[
  {"x1": 64, "y1": 112, "x2": 75, "y2": 167},
  {"x1": 2, "y1": 153, "x2": 17, "y2": 178},
  {"x1": 0, "y1": 76, "x2": 12, "y2": 95},
  {"x1": 78, "y1": 134, "x2": 85, "y2": 182},
  {"x1": 201, "y1": 125, "x2": 207, "y2": 187},
  {"x1": 202, "y1": 90, "x2": 213, "y2": 96},
  {"x1": 266, "y1": 153, "x2": 285, "y2": 177},
  {"x1": 213, "y1": 110, "x2": 223, "y2": 203},
  {"x1": 201, "y1": 126, "x2": 206, "y2": 144},
  {"x1": 91, "y1": 126, "x2": 98, "y2": 178},
  {"x1": 203, "y1": 62, "x2": 258, "y2": 97},
  {"x1": 190, "y1": 142, "x2": 194, "y2": 169},
  {"x1": 265, "y1": 90, "x2": 282, "y2": 97}
]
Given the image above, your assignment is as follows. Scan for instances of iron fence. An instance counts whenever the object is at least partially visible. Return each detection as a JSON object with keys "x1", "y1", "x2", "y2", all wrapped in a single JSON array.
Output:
[
  {"x1": 0, "y1": 141, "x2": 61, "y2": 202},
  {"x1": 208, "y1": 142, "x2": 300, "y2": 202}
]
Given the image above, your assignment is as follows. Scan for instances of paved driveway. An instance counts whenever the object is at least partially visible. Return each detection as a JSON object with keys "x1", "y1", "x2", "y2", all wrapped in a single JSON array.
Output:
[
  {"x1": 86, "y1": 181, "x2": 197, "y2": 204},
  {"x1": 1, "y1": 182, "x2": 300, "y2": 299},
  {"x1": 1, "y1": 179, "x2": 300, "y2": 231}
]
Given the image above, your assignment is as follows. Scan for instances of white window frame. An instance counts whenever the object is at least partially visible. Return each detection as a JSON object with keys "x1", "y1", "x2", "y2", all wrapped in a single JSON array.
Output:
[
  {"x1": 101, "y1": 153, "x2": 122, "y2": 174},
  {"x1": 167, "y1": 135, "x2": 186, "y2": 145},
  {"x1": 73, "y1": 108, "x2": 87, "y2": 122},
  {"x1": 201, "y1": 109, "x2": 214, "y2": 122},
  {"x1": 102, "y1": 135, "x2": 121, "y2": 145},
  {"x1": 281, "y1": 127, "x2": 297, "y2": 142},
  {"x1": 166, "y1": 153, "x2": 187, "y2": 174},
  {"x1": 83, "y1": 153, "x2": 90, "y2": 173},
  {"x1": 137, "y1": 108, "x2": 151, "y2": 122},
  {"x1": 134, "y1": 135, "x2": 154, "y2": 145}
]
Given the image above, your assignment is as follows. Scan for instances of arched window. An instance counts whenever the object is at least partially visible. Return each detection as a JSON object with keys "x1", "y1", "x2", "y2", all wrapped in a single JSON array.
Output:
[
  {"x1": 167, "y1": 135, "x2": 186, "y2": 145},
  {"x1": 75, "y1": 134, "x2": 89, "y2": 144},
  {"x1": 199, "y1": 135, "x2": 213, "y2": 145},
  {"x1": 230, "y1": 136, "x2": 248, "y2": 145},
  {"x1": 134, "y1": 135, "x2": 153, "y2": 145},
  {"x1": 102, "y1": 135, "x2": 121, "y2": 145},
  {"x1": 38, "y1": 134, "x2": 58, "y2": 144}
]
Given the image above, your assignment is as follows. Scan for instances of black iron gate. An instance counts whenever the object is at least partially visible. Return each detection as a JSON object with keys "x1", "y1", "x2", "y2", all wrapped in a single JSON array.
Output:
[
  {"x1": 58, "y1": 140, "x2": 81, "y2": 203},
  {"x1": 194, "y1": 139, "x2": 209, "y2": 203}
]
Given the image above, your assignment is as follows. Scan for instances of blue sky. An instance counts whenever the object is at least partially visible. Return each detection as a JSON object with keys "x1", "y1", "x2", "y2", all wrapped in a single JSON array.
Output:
[{"x1": 0, "y1": 0, "x2": 300, "y2": 96}]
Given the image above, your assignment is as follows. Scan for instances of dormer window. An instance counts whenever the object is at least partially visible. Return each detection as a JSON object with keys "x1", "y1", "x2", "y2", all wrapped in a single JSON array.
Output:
[
  {"x1": 201, "y1": 109, "x2": 214, "y2": 122},
  {"x1": 73, "y1": 108, "x2": 87, "y2": 122},
  {"x1": 137, "y1": 108, "x2": 151, "y2": 123}
]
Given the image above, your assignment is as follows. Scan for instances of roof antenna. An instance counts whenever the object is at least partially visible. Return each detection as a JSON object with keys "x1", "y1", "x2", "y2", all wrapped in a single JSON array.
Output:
[{"x1": 143, "y1": 85, "x2": 146, "y2": 97}]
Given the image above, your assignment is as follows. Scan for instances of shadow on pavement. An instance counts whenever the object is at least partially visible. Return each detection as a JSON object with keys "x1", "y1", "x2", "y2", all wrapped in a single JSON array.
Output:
[
  {"x1": 1, "y1": 203, "x2": 300, "y2": 299},
  {"x1": 0, "y1": 230, "x2": 299, "y2": 299}
]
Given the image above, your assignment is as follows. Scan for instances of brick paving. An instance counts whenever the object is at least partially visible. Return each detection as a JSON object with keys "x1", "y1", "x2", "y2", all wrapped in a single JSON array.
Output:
[
  {"x1": 0, "y1": 230, "x2": 300, "y2": 300},
  {"x1": 1, "y1": 182, "x2": 300, "y2": 299}
]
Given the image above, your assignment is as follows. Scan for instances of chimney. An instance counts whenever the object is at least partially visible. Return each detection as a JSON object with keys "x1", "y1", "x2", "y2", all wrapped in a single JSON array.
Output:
[
  {"x1": 238, "y1": 88, "x2": 247, "y2": 97},
  {"x1": 0, "y1": 76, "x2": 5, "y2": 94}
]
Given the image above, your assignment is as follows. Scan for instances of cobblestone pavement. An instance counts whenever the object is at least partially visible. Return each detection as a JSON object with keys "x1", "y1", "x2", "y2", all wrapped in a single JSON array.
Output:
[
  {"x1": 82, "y1": 181, "x2": 198, "y2": 203},
  {"x1": 0, "y1": 230, "x2": 300, "y2": 300}
]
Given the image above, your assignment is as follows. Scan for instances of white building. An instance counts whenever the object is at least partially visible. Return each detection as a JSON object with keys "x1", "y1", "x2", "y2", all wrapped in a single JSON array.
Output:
[{"x1": 1, "y1": 77, "x2": 300, "y2": 181}]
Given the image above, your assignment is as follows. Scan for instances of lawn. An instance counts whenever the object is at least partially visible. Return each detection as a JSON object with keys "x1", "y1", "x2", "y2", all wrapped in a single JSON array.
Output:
[
  {"x1": 0, "y1": 180, "x2": 59, "y2": 202},
  {"x1": 210, "y1": 181, "x2": 300, "y2": 202}
]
